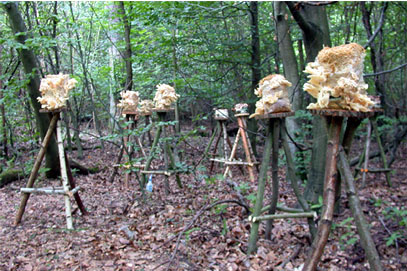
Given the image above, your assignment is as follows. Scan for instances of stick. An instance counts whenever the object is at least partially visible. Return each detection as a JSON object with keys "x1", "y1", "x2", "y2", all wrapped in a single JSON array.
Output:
[
  {"x1": 265, "y1": 118, "x2": 280, "y2": 239},
  {"x1": 303, "y1": 116, "x2": 342, "y2": 271},
  {"x1": 239, "y1": 116, "x2": 255, "y2": 182},
  {"x1": 57, "y1": 119, "x2": 74, "y2": 229},
  {"x1": 250, "y1": 212, "x2": 316, "y2": 222},
  {"x1": 362, "y1": 120, "x2": 372, "y2": 188},
  {"x1": 15, "y1": 113, "x2": 59, "y2": 225},
  {"x1": 371, "y1": 118, "x2": 392, "y2": 187},
  {"x1": 338, "y1": 148, "x2": 383, "y2": 271},
  {"x1": 247, "y1": 119, "x2": 273, "y2": 254}
]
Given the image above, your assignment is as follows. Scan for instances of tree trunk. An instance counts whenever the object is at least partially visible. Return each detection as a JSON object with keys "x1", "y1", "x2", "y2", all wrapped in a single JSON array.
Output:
[
  {"x1": 248, "y1": 1, "x2": 261, "y2": 156},
  {"x1": 118, "y1": 2, "x2": 133, "y2": 91},
  {"x1": 286, "y1": 2, "x2": 332, "y2": 204},
  {"x1": 361, "y1": 2, "x2": 388, "y2": 112},
  {"x1": 273, "y1": 2, "x2": 301, "y2": 156},
  {"x1": 3, "y1": 2, "x2": 60, "y2": 178},
  {"x1": 0, "y1": 45, "x2": 8, "y2": 160}
]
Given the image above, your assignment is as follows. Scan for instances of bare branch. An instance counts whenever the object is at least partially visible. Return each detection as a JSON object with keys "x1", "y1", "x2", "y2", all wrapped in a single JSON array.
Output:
[
  {"x1": 302, "y1": 1, "x2": 338, "y2": 6},
  {"x1": 363, "y1": 2, "x2": 388, "y2": 49},
  {"x1": 364, "y1": 62, "x2": 407, "y2": 77}
]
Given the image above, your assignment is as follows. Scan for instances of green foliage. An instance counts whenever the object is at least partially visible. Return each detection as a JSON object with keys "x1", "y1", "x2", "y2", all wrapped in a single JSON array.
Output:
[
  {"x1": 383, "y1": 205, "x2": 407, "y2": 246},
  {"x1": 332, "y1": 217, "x2": 358, "y2": 251}
]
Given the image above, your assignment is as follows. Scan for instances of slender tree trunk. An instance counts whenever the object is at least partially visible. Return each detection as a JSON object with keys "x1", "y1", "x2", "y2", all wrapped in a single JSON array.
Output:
[
  {"x1": 361, "y1": 2, "x2": 388, "y2": 111},
  {"x1": 0, "y1": 45, "x2": 8, "y2": 160},
  {"x1": 273, "y1": 2, "x2": 301, "y2": 156},
  {"x1": 286, "y1": 2, "x2": 332, "y2": 204},
  {"x1": 118, "y1": 2, "x2": 133, "y2": 91},
  {"x1": 69, "y1": 2, "x2": 105, "y2": 150},
  {"x1": 3, "y1": 2, "x2": 60, "y2": 178},
  {"x1": 248, "y1": 1, "x2": 261, "y2": 156}
]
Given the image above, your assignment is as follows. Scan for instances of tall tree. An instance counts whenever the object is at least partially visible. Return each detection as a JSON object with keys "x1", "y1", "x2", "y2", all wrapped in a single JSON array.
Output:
[
  {"x1": 286, "y1": 1, "x2": 332, "y2": 204},
  {"x1": 273, "y1": 2, "x2": 301, "y2": 155},
  {"x1": 118, "y1": 1, "x2": 133, "y2": 91},
  {"x1": 3, "y1": 2, "x2": 60, "y2": 177},
  {"x1": 248, "y1": 1, "x2": 261, "y2": 154}
]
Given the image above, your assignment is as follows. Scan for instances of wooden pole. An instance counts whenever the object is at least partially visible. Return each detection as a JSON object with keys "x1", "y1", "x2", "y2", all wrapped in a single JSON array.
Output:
[
  {"x1": 157, "y1": 112, "x2": 182, "y2": 188},
  {"x1": 143, "y1": 121, "x2": 163, "y2": 188},
  {"x1": 281, "y1": 121, "x2": 316, "y2": 239},
  {"x1": 303, "y1": 116, "x2": 343, "y2": 271},
  {"x1": 361, "y1": 120, "x2": 372, "y2": 188},
  {"x1": 222, "y1": 121, "x2": 228, "y2": 162},
  {"x1": 338, "y1": 148, "x2": 383, "y2": 271},
  {"x1": 209, "y1": 121, "x2": 222, "y2": 173},
  {"x1": 223, "y1": 124, "x2": 241, "y2": 178},
  {"x1": 247, "y1": 119, "x2": 273, "y2": 254},
  {"x1": 371, "y1": 118, "x2": 392, "y2": 187},
  {"x1": 65, "y1": 150, "x2": 88, "y2": 215},
  {"x1": 250, "y1": 212, "x2": 316, "y2": 222},
  {"x1": 238, "y1": 116, "x2": 255, "y2": 182},
  {"x1": 56, "y1": 118, "x2": 74, "y2": 229},
  {"x1": 265, "y1": 118, "x2": 280, "y2": 239},
  {"x1": 15, "y1": 113, "x2": 59, "y2": 225}
]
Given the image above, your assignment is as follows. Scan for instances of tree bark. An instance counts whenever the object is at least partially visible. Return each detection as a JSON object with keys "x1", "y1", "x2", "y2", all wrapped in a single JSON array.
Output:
[
  {"x1": 286, "y1": 1, "x2": 332, "y2": 205},
  {"x1": 247, "y1": 1, "x2": 261, "y2": 156},
  {"x1": 3, "y1": 2, "x2": 60, "y2": 178},
  {"x1": 274, "y1": 1, "x2": 301, "y2": 156},
  {"x1": 118, "y1": 2, "x2": 133, "y2": 91},
  {"x1": 361, "y1": 2, "x2": 388, "y2": 111}
]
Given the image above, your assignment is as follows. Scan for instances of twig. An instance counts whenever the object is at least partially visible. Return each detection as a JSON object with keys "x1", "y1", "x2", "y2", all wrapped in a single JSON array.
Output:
[
  {"x1": 363, "y1": 3, "x2": 388, "y2": 49},
  {"x1": 364, "y1": 62, "x2": 407, "y2": 77},
  {"x1": 378, "y1": 216, "x2": 400, "y2": 258}
]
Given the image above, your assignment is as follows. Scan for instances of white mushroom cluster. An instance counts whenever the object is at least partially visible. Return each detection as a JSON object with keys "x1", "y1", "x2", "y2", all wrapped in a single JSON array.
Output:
[
  {"x1": 138, "y1": 99, "x2": 154, "y2": 115},
  {"x1": 250, "y1": 74, "x2": 292, "y2": 118},
  {"x1": 304, "y1": 43, "x2": 375, "y2": 112},
  {"x1": 153, "y1": 84, "x2": 179, "y2": 109},
  {"x1": 117, "y1": 90, "x2": 139, "y2": 112},
  {"x1": 37, "y1": 74, "x2": 77, "y2": 110}
]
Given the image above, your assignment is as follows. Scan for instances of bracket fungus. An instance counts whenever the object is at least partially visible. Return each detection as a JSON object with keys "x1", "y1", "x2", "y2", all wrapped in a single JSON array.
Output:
[
  {"x1": 37, "y1": 74, "x2": 77, "y2": 110},
  {"x1": 153, "y1": 84, "x2": 179, "y2": 110},
  {"x1": 303, "y1": 43, "x2": 376, "y2": 112},
  {"x1": 117, "y1": 90, "x2": 139, "y2": 112},
  {"x1": 250, "y1": 74, "x2": 292, "y2": 118}
]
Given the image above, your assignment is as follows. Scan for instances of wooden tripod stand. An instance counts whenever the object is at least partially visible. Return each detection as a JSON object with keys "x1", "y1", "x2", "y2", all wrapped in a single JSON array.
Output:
[
  {"x1": 122, "y1": 111, "x2": 147, "y2": 188},
  {"x1": 141, "y1": 109, "x2": 182, "y2": 193},
  {"x1": 222, "y1": 113, "x2": 258, "y2": 182},
  {"x1": 302, "y1": 109, "x2": 383, "y2": 271},
  {"x1": 14, "y1": 109, "x2": 87, "y2": 229}
]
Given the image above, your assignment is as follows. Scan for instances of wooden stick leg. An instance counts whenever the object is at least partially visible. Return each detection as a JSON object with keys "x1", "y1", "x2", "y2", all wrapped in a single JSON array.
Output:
[
  {"x1": 143, "y1": 125, "x2": 163, "y2": 189},
  {"x1": 15, "y1": 114, "x2": 59, "y2": 225},
  {"x1": 303, "y1": 116, "x2": 343, "y2": 271},
  {"x1": 265, "y1": 119, "x2": 280, "y2": 239},
  {"x1": 238, "y1": 117, "x2": 255, "y2": 183},
  {"x1": 338, "y1": 148, "x2": 384, "y2": 271},
  {"x1": 247, "y1": 119, "x2": 273, "y2": 254},
  {"x1": 196, "y1": 124, "x2": 219, "y2": 168},
  {"x1": 209, "y1": 122, "x2": 222, "y2": 173},
  {"x1": 281, "y1": 121, "x2": 316, "y2": 239},
  {"x1": 57, "y1": 120, "x2": 73, "y2": 230},
  {"x1": 371, "y1": 118, "x2": 392, "y2": 187},
  {"x1": 65, "y1": 151, "x2": 88, "y2": 215},
  {"x1": 224, "y1": 127, "x2": 241, "y2": 178},
  {"x1": 361, "y1": 120, "x2": 372, "y2": 188},
  {"x1": 222, "y1": 121, "x2": 228, "y2": 161}
]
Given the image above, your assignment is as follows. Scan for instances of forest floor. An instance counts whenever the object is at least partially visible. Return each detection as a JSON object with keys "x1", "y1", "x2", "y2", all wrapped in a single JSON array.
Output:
[{"x1": 1, "y1": 123, "x2": 406, "y2": 271}]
